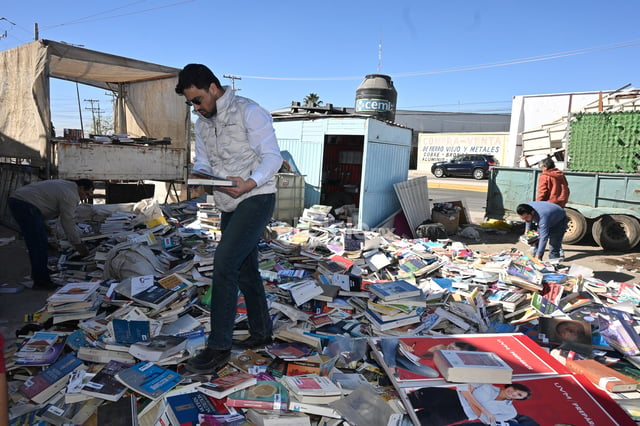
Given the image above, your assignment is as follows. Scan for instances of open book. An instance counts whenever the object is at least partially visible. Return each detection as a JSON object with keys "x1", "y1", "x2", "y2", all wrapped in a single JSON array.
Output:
[{"x1": 188, "y1": 170, "x2": 237, "y2": 187}]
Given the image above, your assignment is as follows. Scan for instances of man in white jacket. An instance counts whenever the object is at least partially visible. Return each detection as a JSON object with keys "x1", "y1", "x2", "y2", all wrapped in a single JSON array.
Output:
[
  {"x1": 9, "y1": 179, "x2": 93, "y2": 290},
  {"x1": 175, "y1": 64, "x2": 282, "y2": 374}
]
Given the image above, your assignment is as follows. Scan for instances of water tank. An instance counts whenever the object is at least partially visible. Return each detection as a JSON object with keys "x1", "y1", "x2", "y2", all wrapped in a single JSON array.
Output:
[{"x1": 355, "y1": 74, "x2": 397, "y2": 122}]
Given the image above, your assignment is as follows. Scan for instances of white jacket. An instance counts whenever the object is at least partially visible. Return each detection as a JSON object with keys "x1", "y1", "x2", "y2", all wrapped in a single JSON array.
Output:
[{"x1": 193, "y1": 87, "x2": 281, "y2": 212}]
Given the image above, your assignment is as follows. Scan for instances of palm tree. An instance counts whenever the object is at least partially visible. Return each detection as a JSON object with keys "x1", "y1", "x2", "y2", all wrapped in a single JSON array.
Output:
[{"x1": 303, "y1": 93, "x2": 322, "y2": 107}]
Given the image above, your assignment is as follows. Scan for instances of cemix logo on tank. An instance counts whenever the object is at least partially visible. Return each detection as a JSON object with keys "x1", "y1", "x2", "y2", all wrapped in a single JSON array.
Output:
[{"x1": 356, "y1": 98, "x2": 392, "y2": 112}]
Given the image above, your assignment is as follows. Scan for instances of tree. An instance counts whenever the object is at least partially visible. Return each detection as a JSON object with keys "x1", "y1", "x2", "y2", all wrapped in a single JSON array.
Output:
[{"x1": 303, "y1": 93, "x2": 322, "y2": 107}]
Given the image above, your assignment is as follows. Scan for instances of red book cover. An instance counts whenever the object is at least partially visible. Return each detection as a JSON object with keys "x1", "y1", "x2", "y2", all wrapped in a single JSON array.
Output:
[
  {"x1": 404, "y1": 374, "x2": 636, "y2": 426},
  {"x1": 381, "y1": 333, "x2": 569, "y2": 384}
]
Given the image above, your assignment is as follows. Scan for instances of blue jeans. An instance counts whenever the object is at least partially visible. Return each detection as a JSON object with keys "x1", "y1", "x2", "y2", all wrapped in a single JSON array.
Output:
[
  {"x1": 547, "y1": 216, "x2": 568, "y2": 259},
  {"x1": 208, "y1": 193, "x2": 275, "y2": 350},
  {"x1": 8, "y1": 197, "x2": 51, "y2": 283}
]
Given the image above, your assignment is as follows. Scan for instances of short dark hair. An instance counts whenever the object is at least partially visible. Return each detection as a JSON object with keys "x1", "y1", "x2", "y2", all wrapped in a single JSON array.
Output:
[
  {"x1": 175, "y1": 64, "x2": 222, "y2": 94},
  {"x1": 540, "y1": 157, "x2": 556, "y2": 169},
  {"x1": 75, "y1": 179, "x2": 94, "y2": 191},
  {"x1": 517, "y1": 204, "x2": 534, "y2": 215}
]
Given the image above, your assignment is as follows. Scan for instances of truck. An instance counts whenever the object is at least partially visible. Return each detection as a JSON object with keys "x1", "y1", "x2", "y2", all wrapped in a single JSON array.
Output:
[
  {"x1": 486, "y1": 88, "x2": 640, "y2": 251},
  {"x1": 486, "y1": 167, "x2": 640, "y2": 250}
]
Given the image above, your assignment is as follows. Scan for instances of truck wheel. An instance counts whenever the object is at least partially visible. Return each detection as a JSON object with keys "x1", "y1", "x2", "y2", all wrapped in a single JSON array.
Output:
[
  {"x1": 472, "y1": 168, "x2": 485, "y2": 180},
  {"x1": 433, "y1": 167, "x2": 446, "y2": 178},
  {"x1": 592, "y1": 214, "x2": 640, "y2": 251},
  {"x1": 563, "y1": 209, "x2": 587, "y2": 245}
]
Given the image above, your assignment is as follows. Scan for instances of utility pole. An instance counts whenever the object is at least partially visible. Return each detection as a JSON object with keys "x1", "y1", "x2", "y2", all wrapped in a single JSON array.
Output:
[
  {"x1": 34, "y1": 22, "x2": 38, "y2": 40},
  {"x1": 223, "y1": 74, "x2": 242, "y2": 91},
  {"x1": 84, "y1": 98, "x2": 102, "y2": 135}
]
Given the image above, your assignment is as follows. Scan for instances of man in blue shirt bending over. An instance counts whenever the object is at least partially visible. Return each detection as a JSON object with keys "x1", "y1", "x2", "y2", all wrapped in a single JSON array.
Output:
[{"x1": 517, "y1": 201, "x2": 567, "y2": 261}]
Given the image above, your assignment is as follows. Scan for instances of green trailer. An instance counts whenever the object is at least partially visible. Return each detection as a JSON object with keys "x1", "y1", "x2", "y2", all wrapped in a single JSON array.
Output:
[{"x1": 486, "y1": 166, "x2": 640, "y2": 250}]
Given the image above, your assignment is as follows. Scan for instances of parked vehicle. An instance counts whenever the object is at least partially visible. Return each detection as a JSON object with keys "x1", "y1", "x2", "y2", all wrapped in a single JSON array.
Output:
[
  {"x1": 431, "y1": 154, "x2": 498, "y2": 180},
  {"x1": 486, "y1": 167, "x2": 640, "y2": 250}
]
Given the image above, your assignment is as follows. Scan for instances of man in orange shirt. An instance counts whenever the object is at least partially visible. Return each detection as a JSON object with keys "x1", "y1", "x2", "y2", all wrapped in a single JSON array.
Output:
[{"x1": 536, "y1": 157, "x2": 570, "y2": 207}]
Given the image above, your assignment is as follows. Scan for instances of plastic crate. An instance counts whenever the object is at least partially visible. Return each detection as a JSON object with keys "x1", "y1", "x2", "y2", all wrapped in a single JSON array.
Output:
[{"x1": 274, "y1": 173, "x2": 305, "y2": 224}]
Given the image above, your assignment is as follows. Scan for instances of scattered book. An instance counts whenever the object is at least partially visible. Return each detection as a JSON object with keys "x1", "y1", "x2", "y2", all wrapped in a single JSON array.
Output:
[
  {"x1": 226, "y1": 380, "x2": 289, "y2": 410},
  {"x1": 14, "y1": 331, "x2": 66, "y2": 366},
  {"x1": 19, "y1": 353, "x2": 87, "y2": 404},
  {"x1": 566, "y1": 358, "x2": 638, "y2": 392},
  {"x1": 166, "y1": 391, "x2": 227, "y2": 426},
  {"x1": 96, "y1": 394, "x2": 138, "y2": 426},
  {"x1": 433, "y1": 349, "x2": 513, "y2": 383},
  {"x1": 229, "y1": 349, "x2": 271, "y2": 373},
  {"x1": 78, "y1": 346, "x2": 137, "y2": 365},
  {"x1": 368, "y1": 279, "x2": 421, "y2": 302},
  {"x1": 197, "y1": 371, "x2": 258, "y2": 399},
  {"x1": 115, "y1": 361, "x2": 183, "y2": 400},
  {"x1": 281, "y1": 374, "x2": 343, "y2": 404},
  {"x1": 80, "y1": 359, "x2": 132, "y2": 401},
  {"x1": 128, "y1": 335, "x2": 188, "y2": 362},
  {"x1": 244, "y1": 408, "x2": 311, "y2": 426}
]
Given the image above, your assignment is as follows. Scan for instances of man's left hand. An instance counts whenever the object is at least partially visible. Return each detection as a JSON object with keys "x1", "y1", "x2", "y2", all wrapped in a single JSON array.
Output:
[{"x1": 219, "y1": 177, "x2": 256, "y2": 198}]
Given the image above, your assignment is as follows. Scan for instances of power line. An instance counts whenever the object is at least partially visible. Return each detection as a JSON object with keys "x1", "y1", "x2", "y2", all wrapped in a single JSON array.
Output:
[
  {"x1": 223, "y1": 74, "x2": 242, "y2": 91},
  {"x1": 236, "y1": 39, "x2": 640, "y2": 81}
]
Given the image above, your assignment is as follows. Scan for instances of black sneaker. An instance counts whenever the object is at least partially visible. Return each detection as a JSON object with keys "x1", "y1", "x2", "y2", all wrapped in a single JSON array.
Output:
[
  {"x1": 185, "y1": 347, "x2": 230, "y2": 374},
  {"x1": 232, "y1": 335, "x2": 274, "y2": 350}
]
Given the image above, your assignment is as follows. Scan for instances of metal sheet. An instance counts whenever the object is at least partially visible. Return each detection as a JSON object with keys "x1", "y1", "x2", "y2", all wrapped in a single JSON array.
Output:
[{"x1": 55, "y1": 142, "x2": 186, "y2": 181}]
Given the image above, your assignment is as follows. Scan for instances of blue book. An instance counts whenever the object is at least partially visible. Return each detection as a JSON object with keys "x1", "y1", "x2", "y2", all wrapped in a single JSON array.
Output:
[
  {"x1": 112, "y1": 319, "x2": 151, "y2": 344},
  {"x1": 166, "y1": 391, "x2": 223, "y2": 425},
  {"x1": 115, "y1": 362, "x2": 183, "y2": 400},
  {"x1": 368, "y1": 279, "x2": 422, "y2": 302},
  {"x1": 18, "y1": 353, "x2": 85, "y2": 404}
]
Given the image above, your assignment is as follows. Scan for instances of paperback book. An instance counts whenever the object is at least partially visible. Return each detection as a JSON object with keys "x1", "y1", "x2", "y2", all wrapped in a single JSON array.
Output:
[
  {"x1": 19, "y1": 353, "x2": 87, "y2": 404},
  {"x1": 432, "y1": 349, "x2": 513, "y2": 383},
  {"x1": 14, "y1": 331, "x2": 66, "y2": 366},
  {"x1": 280, "y1": 374, "x2": 343, "y2": 404},
  {"x1": 115, "y1": 361, "x2": 183, "y2": 400},
  {"x1": 368, "y1": 279, "x2": 422, "y2": 302},
  {"x1": 80, "y1": 359, "x2": 132, "y2": 401},
  {"x1": 197, "y1": 371, "x2": 258, "y2": 399},
  {"x1": 127, "y1": 335, "x2": 188, "y2": 362},
  {"x1": 225, "y1": 380, "x2": 289, "y2": 410}
]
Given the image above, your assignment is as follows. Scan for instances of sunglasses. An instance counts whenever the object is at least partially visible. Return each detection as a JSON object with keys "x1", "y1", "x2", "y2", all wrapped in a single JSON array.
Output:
[{"x1": 185, "y1": 96, "x2": 203, "y2": 106}]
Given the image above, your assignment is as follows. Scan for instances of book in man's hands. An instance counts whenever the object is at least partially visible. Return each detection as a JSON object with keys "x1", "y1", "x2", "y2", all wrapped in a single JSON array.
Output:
[
  {"x1": 433, "y1": 349, "x2": 513, "y2": 383},
  {"x1": 197, "y1": 371, "x2": 258, "y2": 399},
  {"x1": 189, "y1": 170, "x2": 237, "y2": 187}
]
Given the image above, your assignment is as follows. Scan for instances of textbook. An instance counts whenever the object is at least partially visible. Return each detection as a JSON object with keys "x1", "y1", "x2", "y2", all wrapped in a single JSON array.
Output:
[
  {"x1": 197, "y1": 371, "x2": 258, "y2": 399},
  {"x1": 433, "y1": 349, "x2": 513, "y2": 384}
]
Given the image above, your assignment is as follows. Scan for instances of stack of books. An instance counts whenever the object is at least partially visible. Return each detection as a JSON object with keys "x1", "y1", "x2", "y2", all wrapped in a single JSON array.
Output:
[{"x1": 46, "y1": 281, "x2": 101, "y2": 324}]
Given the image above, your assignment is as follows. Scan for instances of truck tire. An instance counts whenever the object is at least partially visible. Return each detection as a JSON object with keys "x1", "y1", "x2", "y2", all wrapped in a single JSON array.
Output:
[
  {"x1": 563, "y1": 208, "x2": 587, "y2": 245},
  {"x1": 592, "y1": 214, "x2": 640, "y2": 251}
]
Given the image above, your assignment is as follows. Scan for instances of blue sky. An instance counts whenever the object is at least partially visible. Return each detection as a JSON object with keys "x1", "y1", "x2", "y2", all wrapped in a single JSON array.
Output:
[{"x1": 2, "y1": 0, "x2": 640, "y2": 133}]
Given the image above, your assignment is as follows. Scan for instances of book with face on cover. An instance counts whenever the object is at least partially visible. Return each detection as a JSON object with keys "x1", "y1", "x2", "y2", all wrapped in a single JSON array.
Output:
[{"x1": 370, "y1": 333, "x2": 570, "y2": 386}]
